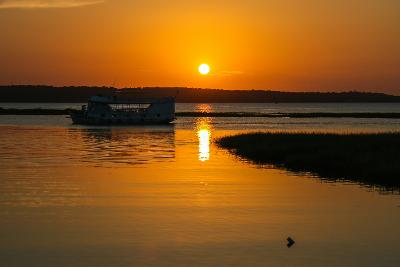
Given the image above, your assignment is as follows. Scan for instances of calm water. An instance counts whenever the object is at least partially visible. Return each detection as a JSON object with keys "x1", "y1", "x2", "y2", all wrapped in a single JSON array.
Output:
[{"x1": 0, "y1": 103, "x2": 400, "y2": 267}]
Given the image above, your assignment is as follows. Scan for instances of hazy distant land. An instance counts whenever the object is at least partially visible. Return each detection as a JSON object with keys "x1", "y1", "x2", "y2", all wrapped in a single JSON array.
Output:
[
  {"x1": 1, "y1": 85, "x2": 400, "y2": 103},
  {"x1": 217, "y1": 133, "x2": 400, "y2": 191}
]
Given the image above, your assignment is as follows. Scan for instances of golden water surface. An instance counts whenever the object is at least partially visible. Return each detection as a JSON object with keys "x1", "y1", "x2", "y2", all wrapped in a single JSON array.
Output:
[{"x1": 0, "y1": 115, "x2": 399, "y2": 266}]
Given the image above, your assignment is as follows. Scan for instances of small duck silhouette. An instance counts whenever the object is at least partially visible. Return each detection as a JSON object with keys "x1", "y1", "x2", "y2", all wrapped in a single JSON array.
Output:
[{"x1": 287, "y1": 237, "x2": 295, "y2": 248}]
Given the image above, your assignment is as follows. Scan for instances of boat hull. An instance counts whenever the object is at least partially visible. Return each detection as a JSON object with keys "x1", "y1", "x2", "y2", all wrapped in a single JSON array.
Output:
[{"x1": 70, "y1": 111, "x2": 175, "y2": 125}]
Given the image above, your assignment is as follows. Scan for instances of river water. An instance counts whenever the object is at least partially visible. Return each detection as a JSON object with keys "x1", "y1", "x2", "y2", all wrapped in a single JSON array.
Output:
[{"x1": 0, "y1": 103, "x2": 399, "y2": 267}]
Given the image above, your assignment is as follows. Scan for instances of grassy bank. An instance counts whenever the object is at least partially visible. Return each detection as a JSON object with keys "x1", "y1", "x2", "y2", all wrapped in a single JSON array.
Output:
[
  {"x1": 216, "y1": 132, "x2": 400, "y2": 190},
  {"x1": 178, "y1": 112, "x2": 400, "y2": 118},
  {"x1": 3, "y1": 108, "x2": 400, "y2": 118},
  {"x1": 0, "y1": 108, "x2": 73, "y2": 115}
]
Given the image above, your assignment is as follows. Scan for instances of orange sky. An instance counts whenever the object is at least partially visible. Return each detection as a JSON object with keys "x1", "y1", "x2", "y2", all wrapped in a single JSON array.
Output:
[{"x1": 0, "y1": 0, "x2": 399, "y2": 93}]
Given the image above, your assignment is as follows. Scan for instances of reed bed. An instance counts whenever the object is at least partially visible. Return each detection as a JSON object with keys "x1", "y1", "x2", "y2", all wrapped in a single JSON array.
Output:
[
  {"x1": 216, "y1": 132, "x2": 400, "y2": 190},
  {"x1": 3, "y1": 108, "x2": 400, "y2": 118}
]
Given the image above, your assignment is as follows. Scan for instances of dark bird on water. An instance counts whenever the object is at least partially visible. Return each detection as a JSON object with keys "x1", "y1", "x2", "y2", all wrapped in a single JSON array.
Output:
[{"x1": 287, "y1": 237, "x2": 295, "y2": 248}]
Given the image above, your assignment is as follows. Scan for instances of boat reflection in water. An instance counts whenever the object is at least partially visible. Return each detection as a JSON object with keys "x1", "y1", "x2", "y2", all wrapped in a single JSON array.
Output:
[
  {"x1": 70, "y1": 125, "x2": 175, "y2": 166},
  {"x1": 196, "y1": 117, "x2": 212, "y2": 162}
]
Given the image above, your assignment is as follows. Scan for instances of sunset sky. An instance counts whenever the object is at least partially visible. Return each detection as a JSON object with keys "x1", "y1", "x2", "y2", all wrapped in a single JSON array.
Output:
[{"x1": 0, "y1": 0, "x2": 399, "y2": 93}]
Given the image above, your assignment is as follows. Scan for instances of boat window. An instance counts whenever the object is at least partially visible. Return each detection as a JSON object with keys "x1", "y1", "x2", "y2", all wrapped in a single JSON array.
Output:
[{"x1": 109, "y1": 103, "x2": 151, "y2": 112}]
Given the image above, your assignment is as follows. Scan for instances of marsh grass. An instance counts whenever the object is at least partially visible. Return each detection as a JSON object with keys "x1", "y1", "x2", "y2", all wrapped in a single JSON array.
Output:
[
  {"x1": 216, "y1": 132, "x2": 400, "y2": 190},
  {"x1": 3, "y1": 108, "x2": 400, "y2": 118}
]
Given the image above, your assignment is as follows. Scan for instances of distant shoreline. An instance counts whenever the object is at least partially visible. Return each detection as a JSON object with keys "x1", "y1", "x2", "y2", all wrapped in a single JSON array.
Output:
[
  {"x1": 216, "y1": 132, "x2": 400, "y2": 191},
  {"x1": 2, "y1": 108, "x2": 400, "y2": 119},
  {"x1": 1, "y1": 85, "x2": 400, "y2": 103}
]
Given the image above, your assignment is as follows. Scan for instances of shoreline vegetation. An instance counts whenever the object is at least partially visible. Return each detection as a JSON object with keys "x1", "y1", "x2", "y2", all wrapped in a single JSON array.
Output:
[
  {"x1": 2, "y1": 108, "x2": 400, "y2": 119},
  {"x1": 216, "y1": 132, "x2": 400, "y2": 191}
]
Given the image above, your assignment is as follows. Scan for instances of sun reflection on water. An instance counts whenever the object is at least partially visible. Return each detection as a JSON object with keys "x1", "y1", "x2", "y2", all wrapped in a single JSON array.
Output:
[
  {"x1": 196, "y1": 117, "x2": 212, "y2": 162},
  {"x1": 195, "y1": 103, "x2": 213, "y2": 114}
]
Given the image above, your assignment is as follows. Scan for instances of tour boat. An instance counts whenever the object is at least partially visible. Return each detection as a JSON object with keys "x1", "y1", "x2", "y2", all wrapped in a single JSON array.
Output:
[{"x1": 70, "y1": 95, "x2": 175, "y2": 125}]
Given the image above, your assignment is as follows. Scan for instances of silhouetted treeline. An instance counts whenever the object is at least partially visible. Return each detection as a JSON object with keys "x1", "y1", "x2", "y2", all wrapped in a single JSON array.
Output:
[
  {"x1": 0, "y1": 85, "x2": 114, "y2": 102},
  {"x1": 1, "y1": 85, "x2": 399, "y2": 103}
]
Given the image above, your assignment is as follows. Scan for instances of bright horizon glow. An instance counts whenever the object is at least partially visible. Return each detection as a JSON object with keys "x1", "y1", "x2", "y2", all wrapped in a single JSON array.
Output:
[{"x1": 198, "y1": 64, "x2": 210, "y2": 75}]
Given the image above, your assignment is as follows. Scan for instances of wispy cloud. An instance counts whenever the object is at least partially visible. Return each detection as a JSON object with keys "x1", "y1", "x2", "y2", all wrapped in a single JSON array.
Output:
[
  {"x1": 213, "y1": 70, "x2": 245, "y2": 77},
  {"x1": 0, "y1": 0, "x2": 104, "y2": 9},
  {"x1": 220, "y1": 70, "x2": 244, "y2": 75}
]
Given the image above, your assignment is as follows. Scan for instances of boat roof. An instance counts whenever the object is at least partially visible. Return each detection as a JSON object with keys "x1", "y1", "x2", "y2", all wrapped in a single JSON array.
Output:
[{"x1": 89, "y1": 96, "x2": 175, "y2": 104}]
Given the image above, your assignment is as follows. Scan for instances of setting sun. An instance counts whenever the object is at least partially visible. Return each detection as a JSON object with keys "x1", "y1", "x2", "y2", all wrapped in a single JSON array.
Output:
[{"x1": 198, "y1": 64, "x2": 210, "y2": 75}]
